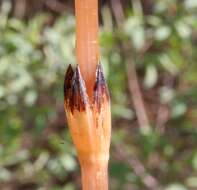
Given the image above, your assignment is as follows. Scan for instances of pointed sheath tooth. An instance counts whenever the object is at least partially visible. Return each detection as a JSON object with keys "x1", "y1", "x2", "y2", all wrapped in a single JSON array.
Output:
[
  {"x1": 69, "y1": 65, "x2": 89, "y2": 113},
  {"x1": 64, "y1": 64, "x2": 74, "y2": 102},
  {"x1": 93, "y1": 63, "x2": 110, "y2": 111}
]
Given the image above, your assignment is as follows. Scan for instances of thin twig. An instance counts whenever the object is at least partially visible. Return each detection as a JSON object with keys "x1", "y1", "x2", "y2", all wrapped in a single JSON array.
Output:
[
  {"x1": 44, "y1": 0, "x2": 66, "y2": 12},
  {"x1": 155, "y1": 105, "x2": 170, "y2": 135},
  {"x1": 115, "y1": 144, "x2": 160, "y2": 190},
  {"x1": 110, "y1": 0, "x2": 150, "y2": 133}
]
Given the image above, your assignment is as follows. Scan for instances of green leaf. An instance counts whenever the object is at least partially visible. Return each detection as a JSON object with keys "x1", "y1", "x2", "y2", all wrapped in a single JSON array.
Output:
[
  {"x1": 165, "y1": 184, "x2": 187, "y2": 190},
  {"x1": 144, "y1": 65, "x2": 158, "y2": 88},
  {"x1": 155, "y1": 26, "x2": 171, "y2": 41}
]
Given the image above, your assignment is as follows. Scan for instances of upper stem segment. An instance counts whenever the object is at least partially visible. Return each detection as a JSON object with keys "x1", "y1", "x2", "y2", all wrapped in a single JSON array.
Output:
[{"x1": 75, "y1": 0, "x2": 99, "y2": 98}]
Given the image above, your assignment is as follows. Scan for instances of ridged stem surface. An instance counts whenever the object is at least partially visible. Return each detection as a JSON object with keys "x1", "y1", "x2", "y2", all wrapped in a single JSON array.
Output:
[
  {"x1": 80, "y1": 160, "x2": 108, "y2": 190},
  {"x1": 75, "y1": 0, "x2": 99, "y2": 98}
]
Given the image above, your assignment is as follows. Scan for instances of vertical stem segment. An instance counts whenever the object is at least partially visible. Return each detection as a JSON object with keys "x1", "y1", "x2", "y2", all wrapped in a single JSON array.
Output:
[
  {"x1": 81, "y1": 161, "x2": 108, "y2": 190},
  {"x1": 75, "y1": 0, "x2": 99, "y2": 97},
  {"x1": 72, "y1": 1, "x2": 110, "y2": 189}
]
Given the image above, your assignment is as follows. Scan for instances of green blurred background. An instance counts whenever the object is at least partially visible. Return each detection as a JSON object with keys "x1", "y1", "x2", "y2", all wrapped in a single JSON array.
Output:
[{"x1": 0, "y1": 0, "x2": 197, "y2": 189}]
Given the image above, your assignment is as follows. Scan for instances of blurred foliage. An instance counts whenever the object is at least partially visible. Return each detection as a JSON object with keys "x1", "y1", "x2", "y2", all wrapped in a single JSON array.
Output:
[{"x1": 0, "y1": 0, "x2": 197, "y2": 190}]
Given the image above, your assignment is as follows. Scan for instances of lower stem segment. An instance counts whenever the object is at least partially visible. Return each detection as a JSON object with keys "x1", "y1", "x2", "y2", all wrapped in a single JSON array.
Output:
[{"x1": 80, "y1": 161, "x2": 108, "y2": 190}]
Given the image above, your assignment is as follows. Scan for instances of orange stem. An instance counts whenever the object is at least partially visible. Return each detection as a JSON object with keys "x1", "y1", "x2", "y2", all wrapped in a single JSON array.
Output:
[
  {"x1": 75, "y1": 0, "x2": 99, "y2": 97},
  {"x1": 80, "y1": 161, "x2": 108, "y2": 190}
]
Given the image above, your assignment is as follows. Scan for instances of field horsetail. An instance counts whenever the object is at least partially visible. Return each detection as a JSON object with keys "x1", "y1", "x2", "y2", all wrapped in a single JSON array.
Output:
[{"x1": 64, "y1": 0, "x2": 111, "y2": 190}]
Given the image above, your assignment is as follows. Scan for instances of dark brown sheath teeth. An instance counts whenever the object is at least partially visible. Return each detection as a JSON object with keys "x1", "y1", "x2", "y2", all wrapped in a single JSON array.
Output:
[
  {"x1": 64, "y1": 63, "x2": 109, "y2": 113},
  {"x1": 67, "y1": 65, "x2": 89, "y2": 113},
  {"x1": 64, "y1": 64, "x2": 74, "y2": 99},
  {"x1": 93, "y1": 63, "x2": 110, "y2": 111}
]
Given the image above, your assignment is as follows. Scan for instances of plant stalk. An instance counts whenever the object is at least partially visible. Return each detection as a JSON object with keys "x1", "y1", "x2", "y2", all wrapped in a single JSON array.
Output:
[
  {"x1": 80, "y1": 159, "x2": 108, "y2": 190},
  {"x1": 75, "y1": 0, "x2": 99, "y2": 97},
  {"x1": 65, "y1": 1, "x2": 111, "y2": 190}
]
